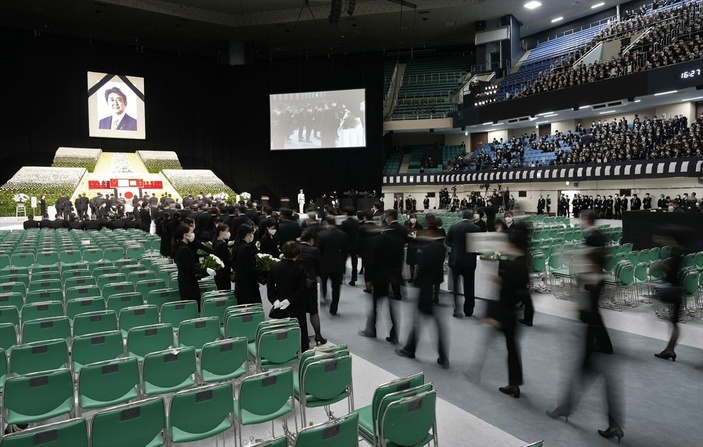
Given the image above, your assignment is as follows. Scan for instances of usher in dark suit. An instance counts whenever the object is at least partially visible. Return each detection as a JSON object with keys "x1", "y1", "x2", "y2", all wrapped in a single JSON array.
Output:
[
  {"x1": 445, "y1": 216, "x2": 480, "y2": 317},
  {"x1": 316, "y1": 222, "x2": 349, "y2": 315}
]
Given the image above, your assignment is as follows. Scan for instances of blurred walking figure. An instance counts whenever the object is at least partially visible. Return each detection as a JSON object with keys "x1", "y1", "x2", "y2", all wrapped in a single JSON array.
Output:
[
  {"x1": 652, "y1": 225, "x2": 694, "y2": 362},
  {"x1": 547, "y1": 210, "x2": 624, "y2": 443},
  {"x1": 395, "y1": 228, "x2": 449, "y2": 368}
]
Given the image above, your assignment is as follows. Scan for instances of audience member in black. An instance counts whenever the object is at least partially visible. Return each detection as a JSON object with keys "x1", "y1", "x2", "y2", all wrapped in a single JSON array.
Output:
[
  {"x1": 276, "y1": 208, "x2": 302, "y2": 245},
  {"x1": 404, "y1": 212, "x2": 423, "y2": 282},
  {"x1": 340, "y1": 207, "x2": 360, "y2": 286},
  {"x1": 231, "y1": 224, "x2": 262, "y2": 305},
  {"x1": 212, "y1": 223, "x2": 233, "y2": 291},
  {"x1": 22, "y1": 215, "x2": 39, "y2": 230},
  {"x1": 258, "y1": 218, "x2": 281, "y2": 259},
  {"x1": 317, "y1": 216, "x2": 350, "y2": 316},
  {"x1": 446, "y1": 210, "x2": 481, "y2": 318},
  {"x1": 173, "y1": 222, "x2": 215, "y2": 310},
  {"x1": 298, "y1": 230, "x2": 326, "y2": 347},
  {"x1": 267, "y1": 241, "x2": 309, "y2": 352}
]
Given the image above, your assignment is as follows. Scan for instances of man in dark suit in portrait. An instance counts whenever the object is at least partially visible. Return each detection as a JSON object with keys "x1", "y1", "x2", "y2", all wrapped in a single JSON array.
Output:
[
  {"x1": 445, "y1": 210, "x2": 480, "y2": 318},
  {"x1": 317, "y1": 216, "x2": 349, "y2": 316},
  {"x1": 98, "y1": 86, "x2": 137, "y2": 131}
]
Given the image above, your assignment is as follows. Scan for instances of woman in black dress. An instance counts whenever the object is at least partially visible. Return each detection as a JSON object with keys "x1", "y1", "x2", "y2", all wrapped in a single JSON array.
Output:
[
  {"x1": 231, "y1": 224, "x2": 261, "y2": 305},
  {"x1": 172, "y1": 222, "x2": 214, "y2": 309},
  {"x1": 212, "y1": 223, "x2": 232, "y2": 291},
  {"x1": 258, "y1": 218, "x2": 281, "y2": 259},
  {"x1": 267, "y1": 241, "x2": 309, "y2": 352}
]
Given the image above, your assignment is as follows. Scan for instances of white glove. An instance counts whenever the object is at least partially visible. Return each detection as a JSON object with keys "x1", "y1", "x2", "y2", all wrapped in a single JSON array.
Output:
[
  {"x1": 273, "y1": 299, "x2": 282, "y2": 309},
  {"x1": 206, "y1": 268, "x2": 216, "y2": 276},
  {"x1": 279, "y1": 299, "x2": 291, "y2": 310}
]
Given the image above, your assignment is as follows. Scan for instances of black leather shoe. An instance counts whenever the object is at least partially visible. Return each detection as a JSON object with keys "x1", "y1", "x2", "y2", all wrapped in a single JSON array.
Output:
[
  {"x1": 518, "y1": 319, "x2": 533, "y2": 327},
  {"x1": 437, "y1": 358, "x2": 450, "y2": 369},
  {"x1": 348, "y1": 281, "x2": 356, "y2": 286},
  {"x1": 395, "y1": 348, "x2": 415, "y2": 359},
  {"x1": 358, "y1": 330, "x2": 376, "y2": 338},
  {"x1": 385, "y1": 336, "x2": 398, "y2": 345},
  {"x1": 498, "y1": 385, "x2": 520, "y2": 398}
]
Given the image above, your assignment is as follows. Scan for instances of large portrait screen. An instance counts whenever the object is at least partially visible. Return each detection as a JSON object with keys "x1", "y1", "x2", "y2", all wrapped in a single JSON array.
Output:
[
  {"x1": 270, "y1": 88, "x2": 365, "y2": 150},
  {"x1": 88, "y1": 71, "x2": 146, "y2": 140}
]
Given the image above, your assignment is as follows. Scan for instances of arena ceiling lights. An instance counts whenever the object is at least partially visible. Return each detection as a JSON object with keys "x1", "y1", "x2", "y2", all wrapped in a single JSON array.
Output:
[
  {"x1": 524, "y1": 1, "x2": 542, "y2": 10},
  {"x1": 591, "y1": 2, "x2": 605, "y2": 8}
]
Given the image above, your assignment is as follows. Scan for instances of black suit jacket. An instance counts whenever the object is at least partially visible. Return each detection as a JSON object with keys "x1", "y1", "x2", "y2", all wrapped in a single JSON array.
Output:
[
  {"x1": 277, "y1": 219, "x2": 302, "y2": 245},
  {"x1": 316, "y1": 226, "x2": 349, "y2": 273},
  {"x1": 445, "y1": 219, "x2": 480, "y2": 268},
  {"x1": 366, "y1": 230, "x2": 404, "y2": 283}
]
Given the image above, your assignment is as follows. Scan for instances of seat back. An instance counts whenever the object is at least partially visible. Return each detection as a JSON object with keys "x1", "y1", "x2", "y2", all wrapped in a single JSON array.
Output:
[
  {"x1": 64, "y1": 285, "x2": 101, "y2": 303},
  {"x1": 103, "y1": 247, "x2": 125, "y2": 262},
  {"x1": 142, "y1": 346, "x2": 197, "y2": 396},
  {"x1": 28, "y1": 279, "x2": 63, "y2": 292},
  {"x1": 2, "y1": 368, "x2": 74, "y2": 426},
  {"x1": 199, "y1": 337, "x2": 248, "y2": 383},
  {"x1": 0, "y1": 282, "x2": 27, "y2": 299},
  {"x1": 379, "y1": 389, "x2": 437, "y2": 447},
  {"x1": 0, "y1": 322, "x2": 18, "y2": 352},
  {"x1": 119, "y1": 305, "x2": 160, "y2": 335},
  {"x1": 300, "y1": 354, "x2": 353, "y2": 402},
  {"x1": 102, "y1": 282, "x2": 136, "y2": 300},
  {"x1": 144, "y1": 286, "x2": 177, "y2": 308},
  {"x1": 71, "y1": 330, "x2": 123, "y2": 371},
  {"x1": 0, "y1": 418, "x2": 87, "y2": 447},
  {"x1": 72, "y1": 310, "x2": 118, "y2": 337},
  {"x1": 168, "y1": 382, "x2": 234, "y2": 444},
  {"x1": 66, "y1": 297, "x2": 107, "y2": 322},
  {"x1": 0, "y1": 305, "x2": 20, "y2": 328},
  {"x1": 237, "y1": 368, "x2": 294, "y2": 421},
  {"x1": 35, "y1": 251, "x2": 60, "y2": 267},
  {"x1": 97, "y1": 273, "x2": 128, "y2": 291},
  {"x1": 370, "y1": 372, "x2": 425, "y2": 425},
  {"x1": 178, "y1": 317, "x2": 221, "y2": 351},
  {"x1": 224, "y1": 306, "x2": 265, "y2": 341},
  {"x1": 25, "y1": 288, "x2": 64, "y2": 306},
  {"x1": 106, "y1": 292, "x2": 143, "y2": 314},
  {"x1": 78, "y1": 357, "x2": 140, "y2": 411},
  {"x1": 129, "y1": 271, "x2": 157, "y2": 285},
  {"x1": 9, "y1": 338, "x2": 69, "y2": 375},
  {"x1": 294, "y1": 412, "x2": 359, "y2": 447},
  {"x1": 201, "y1": 295, "x2": 236, "y2": 326},
  {"x1": 161, "y1": 300, "x2": 198, "y2": 329},
  {"x1": 91, "y1": 397, "x2": 165, "y2": 447},
  {"x1": 256, "y1": 325, "x2": 301, "y2": 371},
  {"x1": 126, "y1": 323, "x2": 174, "y2": 361},
  {"x1": 0, "y1": 292, "x2": 24, "y2": 311},
  {"x1": 81, "y1": 248, "x2": 104, "y2": 263},
  {"x1": 21, "y1": 316, "x2": 71, "y2": 344}
]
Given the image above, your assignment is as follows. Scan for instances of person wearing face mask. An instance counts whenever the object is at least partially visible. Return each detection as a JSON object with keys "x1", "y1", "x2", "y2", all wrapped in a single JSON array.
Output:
[
  {"x1": 259, "y1": 218, "x2": 281, "y2": 258},
  {"x1": 670, "y1": 200, "x2": 684, "y2": 213},
  {"x1": 212, "y1": 223, "x2": 233, "y2": 291},
  {"x1": 405, "y1": 212, "x2": 424, "y2": 283},
  {"x1": 231, "y1": 224, "x2": 262, "y2": 305},
  {"x1": 173, "y1": 222, "x2": 215, "y2": 310},
  {"x1": 473, "y1": 209, "x2": 487, "y2": 232},
  {"x1": 504, "y1": 211, "x2": 515, "y2": 229}
]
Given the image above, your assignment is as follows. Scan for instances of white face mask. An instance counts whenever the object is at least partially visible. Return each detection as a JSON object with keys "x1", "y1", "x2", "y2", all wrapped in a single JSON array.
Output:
[
  {"x1": 668, "y1": 206, "x2": 674, "y2": 212},
  {"x1": 473, "y1": 214, "x2": 480, "y2": 221},
  {"x1": 223, "y1": 232, "x2": 231, "y2": 240},
  {"x1": 409, "y1": 218, "x2": 417, "y2": 224},
  {"x1": 505, "y1": 217, "x2": 513, "y2": 224},
  {"x1": 268, "y1": 228, "x2": 277, "y2": 235},
  {"x1": 186, "y1": 232, "x2": 195, "y2": 242}
]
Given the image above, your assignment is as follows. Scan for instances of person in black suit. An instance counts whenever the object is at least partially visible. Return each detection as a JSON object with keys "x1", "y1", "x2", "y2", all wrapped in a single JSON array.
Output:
[
  {"x1": 642, "y1": 193, "x2": 652, "y2": 210},
  {"x1": 39, "y1": 195, "x2": 47, "y2": 217},
  {"x1": 384, "y1": 209, "x2": 408, "y2": 302},
  {"x1": 537, "y1": 195, "x2": 546, "y2": 215},
  {"x1": 404, "y1": 212, "x2": 423, "y2": 282},
  {"x1": 22, "y1": 215, "x2": 39, "y2": 230},
  {"x1": 445, "y1": 210, "x2": 480, "y2": 317},
  {"x1": 139, "y1": 201, "x2": 151, "y2": 233},
  {"x1": 173, "y1": 222, "x2": 215, "y2": 310},
  {"x1": 358, "y1": 226, "x2": 402, "y2": 344},
  {"x1": 340, "y1": 207, "x2": 360, "y2": 286},
  {"x1": 212, "y1": 223, "x2": 233, "y2": 291},
  {"x1": 357, "y1": 211, "x2": 378, "y2": 293},
  {"x1": 67, "y1": 215, "x2": 84, "y2": 230},
  {"x1": 630, "y1": 194, "x2": 641, "y2": 211},
  {"x1": 317, "y1": 216, "x2": 349, "y2": 316},
  {"x1": 395, "y1": 230, "x2": 449, "y2": 368},
  {"x1": 231, "y1": 224, "x2": 262, "y2": 305},
  {"x1": 276, "y1": 208, "x2": 302, "y2": 245},
  {"x1": 298, "y1": 230, "x2": 326, "y2": 347},
  {"x1": 546, "y1": 194, "x2": 552, "y2": 215},
  {"x1": 50, "y1": 214, "x2": 69, "y2": 229},
  {"x1": 267, "y1": 241, "x2": 309, "y2": 352}
]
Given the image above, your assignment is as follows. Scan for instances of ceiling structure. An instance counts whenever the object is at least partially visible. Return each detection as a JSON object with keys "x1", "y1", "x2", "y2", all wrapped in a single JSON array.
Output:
[{"x1": 0, "y1": 0, "x2": 626, "y2": 58}]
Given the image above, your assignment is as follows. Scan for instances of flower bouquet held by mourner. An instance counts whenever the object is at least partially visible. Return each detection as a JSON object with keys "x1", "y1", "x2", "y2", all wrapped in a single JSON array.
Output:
[
  {"x1": 201, "y1": 254, "x2": 225, "y2": 272},
  {"x1": 197, "y1": 241, "x2": 213, "y2": 257},
  {"x1": 255, "y1": 253, "x2": 279, "y2": 284}
]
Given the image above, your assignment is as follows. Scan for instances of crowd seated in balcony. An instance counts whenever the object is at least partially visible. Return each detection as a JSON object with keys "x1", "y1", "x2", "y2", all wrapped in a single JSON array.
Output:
[{"x1": 506, "y1": 0, "x2": 702, "y2": 100}]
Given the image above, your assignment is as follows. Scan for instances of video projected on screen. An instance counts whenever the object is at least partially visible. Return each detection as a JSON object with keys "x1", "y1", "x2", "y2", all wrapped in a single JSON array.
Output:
[
  {"x1": 87, "y1": 71, "x2": 146, "y2": 140},
  {"x1": 270, "y1": 88, "x2": 365, "y2": 150}
]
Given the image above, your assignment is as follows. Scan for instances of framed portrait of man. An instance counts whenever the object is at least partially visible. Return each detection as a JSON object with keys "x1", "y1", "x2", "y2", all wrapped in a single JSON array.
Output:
[{"x1": 87, "y1": 71, "x2": 146, "y2": 140}]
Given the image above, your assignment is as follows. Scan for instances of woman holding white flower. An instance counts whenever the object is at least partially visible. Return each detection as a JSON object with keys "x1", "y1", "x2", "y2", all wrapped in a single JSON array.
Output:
[
  {"x1": 267, "y1": 241, "x2": 309, "y2": 352},
  {"x1": 212, "y1": 223, "x2": 233, "y2": 291},
  {"x1": 258, "y1": 218, "x2": 281, "y2": 259},
  {"x1": 173, "y1": 222, "x2": 215, "y2": 310},
  {"x1": 231, "y1": 224, "x2": 262, "y2": 305}
]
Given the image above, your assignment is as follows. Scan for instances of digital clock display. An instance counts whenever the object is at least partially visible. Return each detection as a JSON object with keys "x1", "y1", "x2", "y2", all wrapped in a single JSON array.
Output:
[{"x1": 680, "y1": 68, "x2": 702, "y2": 79}]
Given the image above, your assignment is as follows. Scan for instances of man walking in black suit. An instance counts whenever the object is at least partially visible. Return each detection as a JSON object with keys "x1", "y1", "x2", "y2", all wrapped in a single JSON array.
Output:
[
  {"x1": 340, "y1": 207, "x2": 360, "y2": 286},
  {"x1": 384, "y1": 209, "x2": 408, "y2": 301},
  {"x1": 317, "y1": 216, "x2": 349, "y2": 315},
  {"x1": 445, "y1": 210, "x2": 480, "y2": 317}
]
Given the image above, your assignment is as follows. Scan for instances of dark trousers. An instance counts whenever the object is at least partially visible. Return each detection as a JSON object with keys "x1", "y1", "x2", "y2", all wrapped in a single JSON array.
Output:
[
  {"x1": 364, "y1": 282, "x2": 399, "y2": 340},
  {"x1": 503, "y1": 320, "x2": 523, "y2": 386},
  {"x1": 450, "y1": 263, "x2": 476, "y2": 316},
  {"x1": 320, "y1": 271, "x2": 343, "y2": 314},
  {"x1": 348, "y1": 251, "x2": 358, "y2": 282},
  {"x1": 403, "y1": 283, "x2": 447, "y2": 361},
  {"x1": 521, "y1": 293, "x2": 535, "y2": 324}
]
